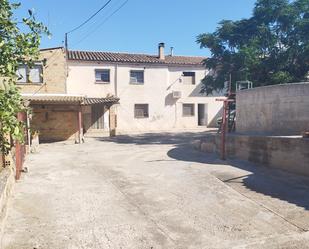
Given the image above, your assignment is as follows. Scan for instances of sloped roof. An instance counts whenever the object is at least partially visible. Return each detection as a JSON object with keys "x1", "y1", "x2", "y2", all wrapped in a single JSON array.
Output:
[
  {"x1": 83, "y1": 97, "x2": 119, "y2": 105},
  {"x1": 67, "y1": 50, "x2": 205, "y2": 66},
  {"x1": 21, "y1": 94, "x2": 119, "y2": 105},
  {"x1": 21, "y1": 94, "x2": 84, "y2": 103}
]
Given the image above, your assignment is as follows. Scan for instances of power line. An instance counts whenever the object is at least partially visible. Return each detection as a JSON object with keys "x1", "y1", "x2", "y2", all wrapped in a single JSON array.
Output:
[
  {"x1": 65, "y1": 0, "x2": 114, "y2": 49},
  {"x1": 72, "y1": 0, "x2": 129, "y2": 47},
  {"x1": 66, "y1": 0, "x2": 113, "y2": 34},
  {"x1": 72, "y1": 0, "x2": 128, "y2": 47}
]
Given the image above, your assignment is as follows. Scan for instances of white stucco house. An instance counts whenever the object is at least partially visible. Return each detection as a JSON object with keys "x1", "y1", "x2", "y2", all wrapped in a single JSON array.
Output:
[{"x1": 66, "y1": 43, "x2": 223, "y2": 134}]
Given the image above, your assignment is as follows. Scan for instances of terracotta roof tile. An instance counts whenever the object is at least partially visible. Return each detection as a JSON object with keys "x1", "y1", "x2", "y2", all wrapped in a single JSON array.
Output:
[
  {"x1": 67, "y1": 50, "x2": 205, "y2": 66},
  {"x1": 21, "y1": 94, "x2": 119, "y2": 105},
  {"x1": 83, "y1": 97, "x2": 119, "y2": 105},
  {"x1": 21, "y1": 94, "x2": 84, "y2": 103}
]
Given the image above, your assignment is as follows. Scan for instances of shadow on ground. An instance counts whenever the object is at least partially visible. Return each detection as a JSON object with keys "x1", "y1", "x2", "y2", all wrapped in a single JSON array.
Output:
[
  {"x1": 97, "y1": 131, "x2": 214, "y2": 145},
  {"x1": 98, "y1": 132, "x2": 309, "y2": 211},
  {"x1": 168, "y1": 144, "x2": 309, "y2": 211}
]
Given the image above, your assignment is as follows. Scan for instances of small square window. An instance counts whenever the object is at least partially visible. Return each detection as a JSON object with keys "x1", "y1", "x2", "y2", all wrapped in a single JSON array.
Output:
[
  {"x1": 95, "y1": 69, "x2": 110, "y2": 83},
  {"x1": 183, "y1": 104, "x2": 195, "y2": 117},
  {"x1": 183, "y1": 72, "x2": 196, "y2": 85},
  {"x1": 130, "y1": 70, "x2": 144, "y2": 84},
  {"x1": 134, "y1": 104, "x2": 149, "y2": 118}
]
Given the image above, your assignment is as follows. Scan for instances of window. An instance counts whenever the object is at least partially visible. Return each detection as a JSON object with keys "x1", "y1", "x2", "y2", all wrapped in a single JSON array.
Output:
[
  {"x1": 183, "y1": 104, "x2": 195, "y2": 117},
  {"x1": 29, "y1": 65, "x2": 43, "y2": 83},
  {"x1": 95, "y1": 69, "x2": 110, "y2": 83},
  {"x1": 134, "y1": 104, "x2": 149, "y2": 118},
  {"x1": 16, "y1": 65, "x2": 27, "y2": 83},
  {"x1": 16, "y1": 64, "x2": 43, "y2": 83},
  {"x1": 183, "y1": 72, "x2": 196, "y2": 85},
  {"x1": 130, "y1": 70, "x2": 144, "y2": 84}
]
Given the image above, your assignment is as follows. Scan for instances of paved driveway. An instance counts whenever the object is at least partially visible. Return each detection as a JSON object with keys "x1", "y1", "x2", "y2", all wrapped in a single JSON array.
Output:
[{"x1": 2, "y1": 132, "x2": 309, "y2": 249}]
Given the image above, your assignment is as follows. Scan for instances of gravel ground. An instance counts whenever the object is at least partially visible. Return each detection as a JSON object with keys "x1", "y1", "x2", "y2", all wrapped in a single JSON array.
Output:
[{"x1": 2, "y1": 132, "x2": 309, "y2": 249}]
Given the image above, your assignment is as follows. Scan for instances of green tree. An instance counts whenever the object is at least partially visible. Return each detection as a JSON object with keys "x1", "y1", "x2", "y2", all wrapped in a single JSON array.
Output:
[
  {"x1": 0, "y1": 0, "x2": 48, "y2": 155},
  {"x1": 197, "y1": 0, "x2": 309, "y2": 94}
]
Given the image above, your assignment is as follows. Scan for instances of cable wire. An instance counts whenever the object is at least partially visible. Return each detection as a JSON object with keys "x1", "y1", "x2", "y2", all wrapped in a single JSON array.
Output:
[
  {"x1": 66, "y1": 0, "x2": 113, "y2": 34},
  {"x1": 72, "y1": 0, "x2": 129, "y2": 47}
]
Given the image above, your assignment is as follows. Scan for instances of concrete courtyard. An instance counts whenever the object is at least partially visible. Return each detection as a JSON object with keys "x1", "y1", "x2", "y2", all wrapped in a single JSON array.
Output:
[{"x1": 2, "y1": 132, "x2": 309, "y2": 249}]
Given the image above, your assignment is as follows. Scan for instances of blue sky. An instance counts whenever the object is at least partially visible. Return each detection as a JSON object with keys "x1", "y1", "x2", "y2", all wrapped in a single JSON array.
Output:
[{"x1": 17, "y1": 0, "x2": 256, "y2": 56}]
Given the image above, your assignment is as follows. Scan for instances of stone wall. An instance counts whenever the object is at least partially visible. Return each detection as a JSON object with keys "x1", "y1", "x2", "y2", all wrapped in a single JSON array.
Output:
[
  {"x1": 19, "y1": 47, "x2": 67, "y2": 94},
  {"x1": 194, "y1": 134, "x2": 309, "y2": 177},
  {"x1": 236, "y1": 83, "x2": 309, "y2": 135},
  {"x1": 31, "y1": 104, "x2": 79, "y2": 142},
  {"x1": 0, "y1": 152, "x2": 15, "y2": 238},
  {"x1": 0, "y1": 167, "x2": 15, "y2": 238}
]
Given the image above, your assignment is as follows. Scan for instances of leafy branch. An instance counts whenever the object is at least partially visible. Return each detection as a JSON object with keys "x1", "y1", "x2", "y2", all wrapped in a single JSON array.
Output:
[
  {"x1": 197, "y1": 0, "x2": 309, "y2": 94},
  {"x1": 0, "y1": 0, "x2": 49, "y2": 155}
]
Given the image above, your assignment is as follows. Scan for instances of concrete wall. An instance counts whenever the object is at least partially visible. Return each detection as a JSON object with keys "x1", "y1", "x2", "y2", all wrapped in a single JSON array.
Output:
[
  {"x1": 236, "y1": 83, "x2": 309, "y2": 135},
  {"x1": 67, "y1": 61, "x2": 223, "y2": 133},
  {"x1": 195, "y1": 134, "x2": 309, "y2": 177},
  {"x1": 67, "y1": 62, "x2": 115, "y2": 97},
  {"x1": 18, "y1": 48, "x2": 67, "y2": 94}
]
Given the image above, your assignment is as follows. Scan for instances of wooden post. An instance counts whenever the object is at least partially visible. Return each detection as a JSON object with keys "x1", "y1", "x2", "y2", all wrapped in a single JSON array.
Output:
[{"x1": 77, "y1": 106, "x2": 83, "y2": 143}]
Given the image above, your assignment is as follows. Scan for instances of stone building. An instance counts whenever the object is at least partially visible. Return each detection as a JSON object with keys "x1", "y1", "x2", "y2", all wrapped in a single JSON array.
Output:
[{"x1": 18, "y1": 47, "x2": 118, "y2": 142}]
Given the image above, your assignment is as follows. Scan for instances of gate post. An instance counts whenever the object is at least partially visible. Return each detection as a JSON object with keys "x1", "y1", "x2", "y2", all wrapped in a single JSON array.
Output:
[
  {"x1": 15, "y1": 112, "x2": 24, "y2": 180},
  {"x1": 77, "y1": 106, "x2": 83, "y2": 143}
]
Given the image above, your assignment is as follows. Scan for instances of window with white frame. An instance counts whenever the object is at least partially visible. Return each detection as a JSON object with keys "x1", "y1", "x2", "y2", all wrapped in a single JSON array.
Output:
[
  {"x1": 183, "y1": 104, "x2": 195, "y2": 117},
  {"x1": 134, "y1": 104, "x2": 149, "y2": 118},
  {"x1": 130, "y1": 70, "x2": 144, "y2": 84},
  {"x1": 16, "y1": 64, "x2": 43, "y2": 83},
  {"x1": 95, "y1": 69, "x2": 110, "y2": 83},
  {"x1": 182, "y1": 72, "x2": 196, "y2": 85}
]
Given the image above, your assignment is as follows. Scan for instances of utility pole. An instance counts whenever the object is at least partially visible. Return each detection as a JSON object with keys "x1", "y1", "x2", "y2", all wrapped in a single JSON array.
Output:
[{"x1": 65, "y1": 33, "x2": 68, "y2": 51}]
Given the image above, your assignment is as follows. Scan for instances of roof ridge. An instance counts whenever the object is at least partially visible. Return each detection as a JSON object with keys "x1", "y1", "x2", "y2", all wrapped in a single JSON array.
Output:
[
  {"x1": 68, "y1": 49, "x2": 206, "y2": 58},
  {"x1": 166, "y1": 54, "x2": 206, "y2": 58},
  {"x1": 67, "y1": 49, "x2": 206, "y2": 65},
  {"x1": 69, "y1": 49, "x2": 156, "y2": 57},
  {"x1": 40, "y1": 46, "x2": 64, "y2": 51}
]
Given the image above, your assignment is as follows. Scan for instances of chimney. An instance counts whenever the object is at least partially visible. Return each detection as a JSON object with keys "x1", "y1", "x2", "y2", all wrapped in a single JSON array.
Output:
[
  {"x1": 158, "y1": 42, "x2": 165, "y2": 60},
  {"x1": 170, "y1": 47, "x2": 174, "y2": 56}
]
